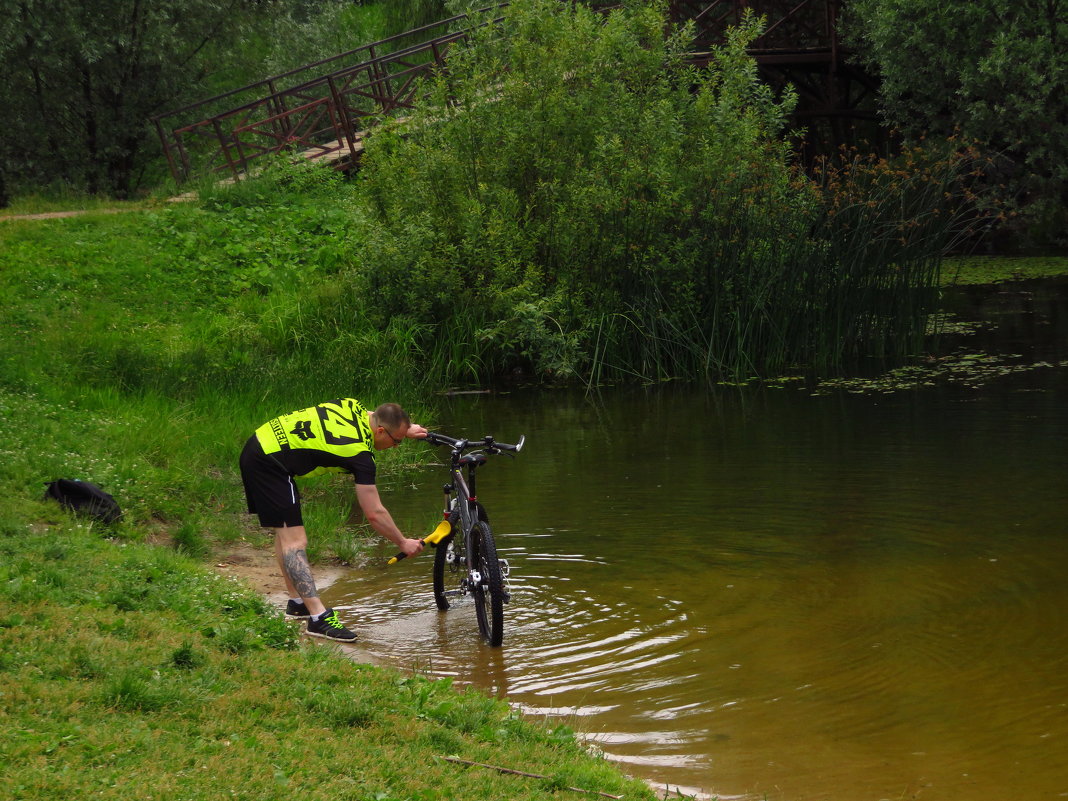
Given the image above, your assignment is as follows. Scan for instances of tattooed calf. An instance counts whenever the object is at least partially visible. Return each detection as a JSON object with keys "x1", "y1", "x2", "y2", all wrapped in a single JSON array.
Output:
[{"x1": 282, "y1": 548, "x2": 319, "y2": 600}]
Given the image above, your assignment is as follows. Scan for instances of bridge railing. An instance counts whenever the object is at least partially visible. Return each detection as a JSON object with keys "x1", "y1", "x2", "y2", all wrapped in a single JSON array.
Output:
[
  {"x1": 154, "y1": 1, "x2": 843, "y2": 185},
  {"x1": 152, "y1": 7, "x2": 505, "y2": 184}
]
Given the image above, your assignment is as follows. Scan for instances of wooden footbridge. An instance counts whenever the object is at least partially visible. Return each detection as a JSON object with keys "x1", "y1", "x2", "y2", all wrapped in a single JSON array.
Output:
[{"x1": 153, "y1": 1, "x2": 875, "y2": 185}]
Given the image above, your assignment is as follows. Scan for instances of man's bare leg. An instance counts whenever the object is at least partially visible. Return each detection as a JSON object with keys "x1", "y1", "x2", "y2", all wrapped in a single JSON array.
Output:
[{"x1": 274, "y1": 525, "x2": 327, "y2": 618}]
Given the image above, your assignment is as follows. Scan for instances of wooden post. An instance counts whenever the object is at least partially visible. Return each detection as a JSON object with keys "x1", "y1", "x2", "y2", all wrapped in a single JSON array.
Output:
[
  {"x1": 154, "y1": 117, "x2": 182, "y2": 184},
  {"x1": 211, "y1": 118, "x2": 241, "y2": 182},
  {"x1": 327, "y1": 75, "x2": 359, "y2": 164}
]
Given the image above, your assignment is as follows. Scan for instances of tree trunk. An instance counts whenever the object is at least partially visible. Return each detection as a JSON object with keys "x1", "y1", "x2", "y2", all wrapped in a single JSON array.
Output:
[{"x1": 81, "y1": 66, "x2": 100, "y2": 195}]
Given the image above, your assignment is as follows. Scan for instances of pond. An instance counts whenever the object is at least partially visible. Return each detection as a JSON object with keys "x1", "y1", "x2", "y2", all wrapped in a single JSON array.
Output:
[{"x1": 324, "y1": 279, "x2": 1068, "y2": 800}]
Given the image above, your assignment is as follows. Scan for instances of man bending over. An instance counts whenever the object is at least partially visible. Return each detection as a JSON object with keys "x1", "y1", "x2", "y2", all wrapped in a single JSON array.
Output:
[{"x1": 239, "y1": 398, "x2": 426, "y2": 641}]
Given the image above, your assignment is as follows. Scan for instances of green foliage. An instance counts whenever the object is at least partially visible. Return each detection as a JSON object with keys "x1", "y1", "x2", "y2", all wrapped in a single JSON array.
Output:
[
  {"x1": 359, "y1": 0, "x2": 979, "y2": 382},
  {"x1": 843, "y1": 0, "x2": 1068, "y2": 250},
  {"x1": 169, "y1": 159, "x2": 361, "y2": 296},
  {"x1": 380, "y1": 0, "x2": 450, "y2": 38},
  {"x1": 244, "y1": 1, "x2": 388, "y2": 81},
  {"x1": 801, "y1": 142, "x2": 990, "y2": 364},
  {"x1": 0, "y1": 0, "x2": 271, "y2": 196},
  {"x1": 361, "y1": 0, "x2": 800, "y2": 381}
]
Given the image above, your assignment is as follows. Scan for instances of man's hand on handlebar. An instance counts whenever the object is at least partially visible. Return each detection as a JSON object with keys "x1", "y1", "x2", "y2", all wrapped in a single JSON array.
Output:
[{"x1": 407, "y1": 423, "x2": 429, "y2": 439}]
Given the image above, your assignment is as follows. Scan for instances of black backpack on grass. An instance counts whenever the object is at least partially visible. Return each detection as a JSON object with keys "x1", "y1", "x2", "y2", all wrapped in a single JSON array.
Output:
[{"x1": 43, "y1": 479, "x2": 123, "y2": 524}]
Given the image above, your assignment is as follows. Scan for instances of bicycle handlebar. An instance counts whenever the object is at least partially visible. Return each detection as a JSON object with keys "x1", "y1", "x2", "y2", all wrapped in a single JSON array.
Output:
[
  {"x1": 424, "y1": 431, "x2": 525, "y2": 454},
  {"x1": 387, "y1": 432, "x2": 524, "y2": 566}
]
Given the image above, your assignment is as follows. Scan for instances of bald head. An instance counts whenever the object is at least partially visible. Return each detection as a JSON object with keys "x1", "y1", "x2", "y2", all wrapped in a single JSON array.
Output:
[{"x1": 372, "y1": 403, "x2": 410, "y2": 430}]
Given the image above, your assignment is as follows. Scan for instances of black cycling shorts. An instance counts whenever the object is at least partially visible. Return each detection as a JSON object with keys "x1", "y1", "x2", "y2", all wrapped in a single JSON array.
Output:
[{"x1": 239, "y1": 436, "x2": 304, "y2": 528}]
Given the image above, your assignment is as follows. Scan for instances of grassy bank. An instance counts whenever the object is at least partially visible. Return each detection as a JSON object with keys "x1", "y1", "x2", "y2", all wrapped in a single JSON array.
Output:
[
  {"x1": 0, "y1": 192, "x2": 659, "y2": 799},
  {"x1": 941, "y1": 254, "x2": 1068, "y2": 285},
  {"x1": 0, "y1": 520, "x2": 650, "y2": 800},
  {"x1": 0, "y1": 166, "x2": 436, "y2": 557}
]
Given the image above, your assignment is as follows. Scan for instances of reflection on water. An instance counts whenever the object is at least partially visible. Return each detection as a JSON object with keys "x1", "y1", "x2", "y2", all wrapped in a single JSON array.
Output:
[{"x1": 324, "y1": 283, "x2": 1068, "y2": 801}]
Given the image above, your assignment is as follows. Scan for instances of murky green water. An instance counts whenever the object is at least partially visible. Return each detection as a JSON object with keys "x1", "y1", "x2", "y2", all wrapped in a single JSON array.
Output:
[{"x1": 325, "y1": 281, "x2": 1068, "y2": 800}]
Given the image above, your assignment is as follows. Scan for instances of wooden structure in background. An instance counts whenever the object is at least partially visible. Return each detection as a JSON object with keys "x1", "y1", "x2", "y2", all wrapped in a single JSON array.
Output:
[
  {"x1": 675, "y1": 0, "x2": 880, "y2": 158},
  {"x1": 152, "y1": 1, "x2": 876, "y2": 184}
]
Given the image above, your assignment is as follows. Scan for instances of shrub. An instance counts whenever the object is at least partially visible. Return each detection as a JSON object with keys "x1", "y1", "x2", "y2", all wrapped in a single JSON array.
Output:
[{"x1": 357, "y1": 0, "x2": 985, "y2": 383}]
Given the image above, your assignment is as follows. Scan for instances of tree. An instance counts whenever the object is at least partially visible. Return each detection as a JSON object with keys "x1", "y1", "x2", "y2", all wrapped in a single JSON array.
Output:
[
  {"x1": 844, "y1": 0, "x2": 1068, "y2": 248},
  {"x1": 0, "y1": 0, "x2": 310, "y2": 200},
  {"x1": 381, "y1": 0, "x2": 448, "y2": 37}
]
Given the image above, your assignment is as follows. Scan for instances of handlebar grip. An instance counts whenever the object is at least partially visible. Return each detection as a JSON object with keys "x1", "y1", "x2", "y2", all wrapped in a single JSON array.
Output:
[
  {"x1": 386, "y1": 519, "x2": 453, "y2": 565},
  {"x1": 501, "y1": 434, "x2": 525, "y2": 452}
]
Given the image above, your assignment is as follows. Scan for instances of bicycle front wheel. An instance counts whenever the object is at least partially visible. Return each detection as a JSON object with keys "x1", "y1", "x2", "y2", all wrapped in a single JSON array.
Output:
[
  {"x1": 471, "y1": 519, "x2": 505, "y2": 646},
  {"x1": 432, "y1": 533, "x2": 455, "y2": 611}
]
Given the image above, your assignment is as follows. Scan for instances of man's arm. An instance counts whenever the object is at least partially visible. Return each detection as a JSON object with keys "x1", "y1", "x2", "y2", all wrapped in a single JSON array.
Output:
[{"x1": 355, "y1": 483, "x2": 424, "y2": 557}]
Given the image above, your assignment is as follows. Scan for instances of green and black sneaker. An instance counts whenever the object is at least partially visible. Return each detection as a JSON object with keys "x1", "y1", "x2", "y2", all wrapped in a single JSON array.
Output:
[{"x1": 306, "y1": 608, "x2": 357, "y2": 642}]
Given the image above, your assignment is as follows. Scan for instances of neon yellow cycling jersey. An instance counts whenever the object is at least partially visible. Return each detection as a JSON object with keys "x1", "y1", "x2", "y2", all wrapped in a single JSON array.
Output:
[{"x1": 254, "y1": 398, "x2": 375, "y2": 479}]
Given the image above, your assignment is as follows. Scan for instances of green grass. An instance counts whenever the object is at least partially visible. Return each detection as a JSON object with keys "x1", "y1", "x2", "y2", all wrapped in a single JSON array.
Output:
[
  {"x1": 0, "y1": 162, "x2": 436, "y2": 553},
  {"x1": 0, "y1": 521, "x2": 653, "y2": 801},
  {"x1": 941, "y1": 255, "x2": 1068, "y2": 285}
]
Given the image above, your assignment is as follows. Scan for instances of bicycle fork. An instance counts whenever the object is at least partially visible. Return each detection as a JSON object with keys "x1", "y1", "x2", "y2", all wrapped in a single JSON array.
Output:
[{"x1": 442, "y1": 484, "x2": 511, "y2": 603}]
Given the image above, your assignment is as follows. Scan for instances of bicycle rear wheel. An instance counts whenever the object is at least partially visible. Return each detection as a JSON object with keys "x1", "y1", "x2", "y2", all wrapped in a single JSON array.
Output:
[{"x1": 471, "y1": 519, "x2": 505, "y2": 646}]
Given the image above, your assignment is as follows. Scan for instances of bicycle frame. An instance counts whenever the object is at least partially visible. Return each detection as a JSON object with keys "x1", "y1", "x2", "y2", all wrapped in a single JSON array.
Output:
[
  {"x1": 446, "y1": 448, "x2": 482, "y2": 540},
  {"x1": 431, "y1": 432, "x2": 524, "y2": 528}
]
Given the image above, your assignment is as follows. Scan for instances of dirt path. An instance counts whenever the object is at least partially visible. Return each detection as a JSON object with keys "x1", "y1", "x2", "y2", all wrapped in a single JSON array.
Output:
[
  {"x1": 213, "y1": 540, "x2": 388, "y2": 664},
  {"x1": 1, "y1": 195, "x2": 194, "y2": 222},
  {"x1": 0, "y1": 207, "x2": 143, "y2": 222},
  {"x1": 210, "y1": 540, "x2": 345, "y2": 605}
]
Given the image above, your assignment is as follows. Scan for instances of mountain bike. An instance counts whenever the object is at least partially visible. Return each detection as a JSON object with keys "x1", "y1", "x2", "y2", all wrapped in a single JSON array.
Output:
[{"x1": 391, "y1": 431, "x2": 524, "y2": 646}]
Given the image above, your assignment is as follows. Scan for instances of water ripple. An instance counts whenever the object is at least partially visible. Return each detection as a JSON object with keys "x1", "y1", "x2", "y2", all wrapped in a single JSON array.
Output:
[{"x1": 324, "y1": 394, "x2": 1068, "y2": 801}]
